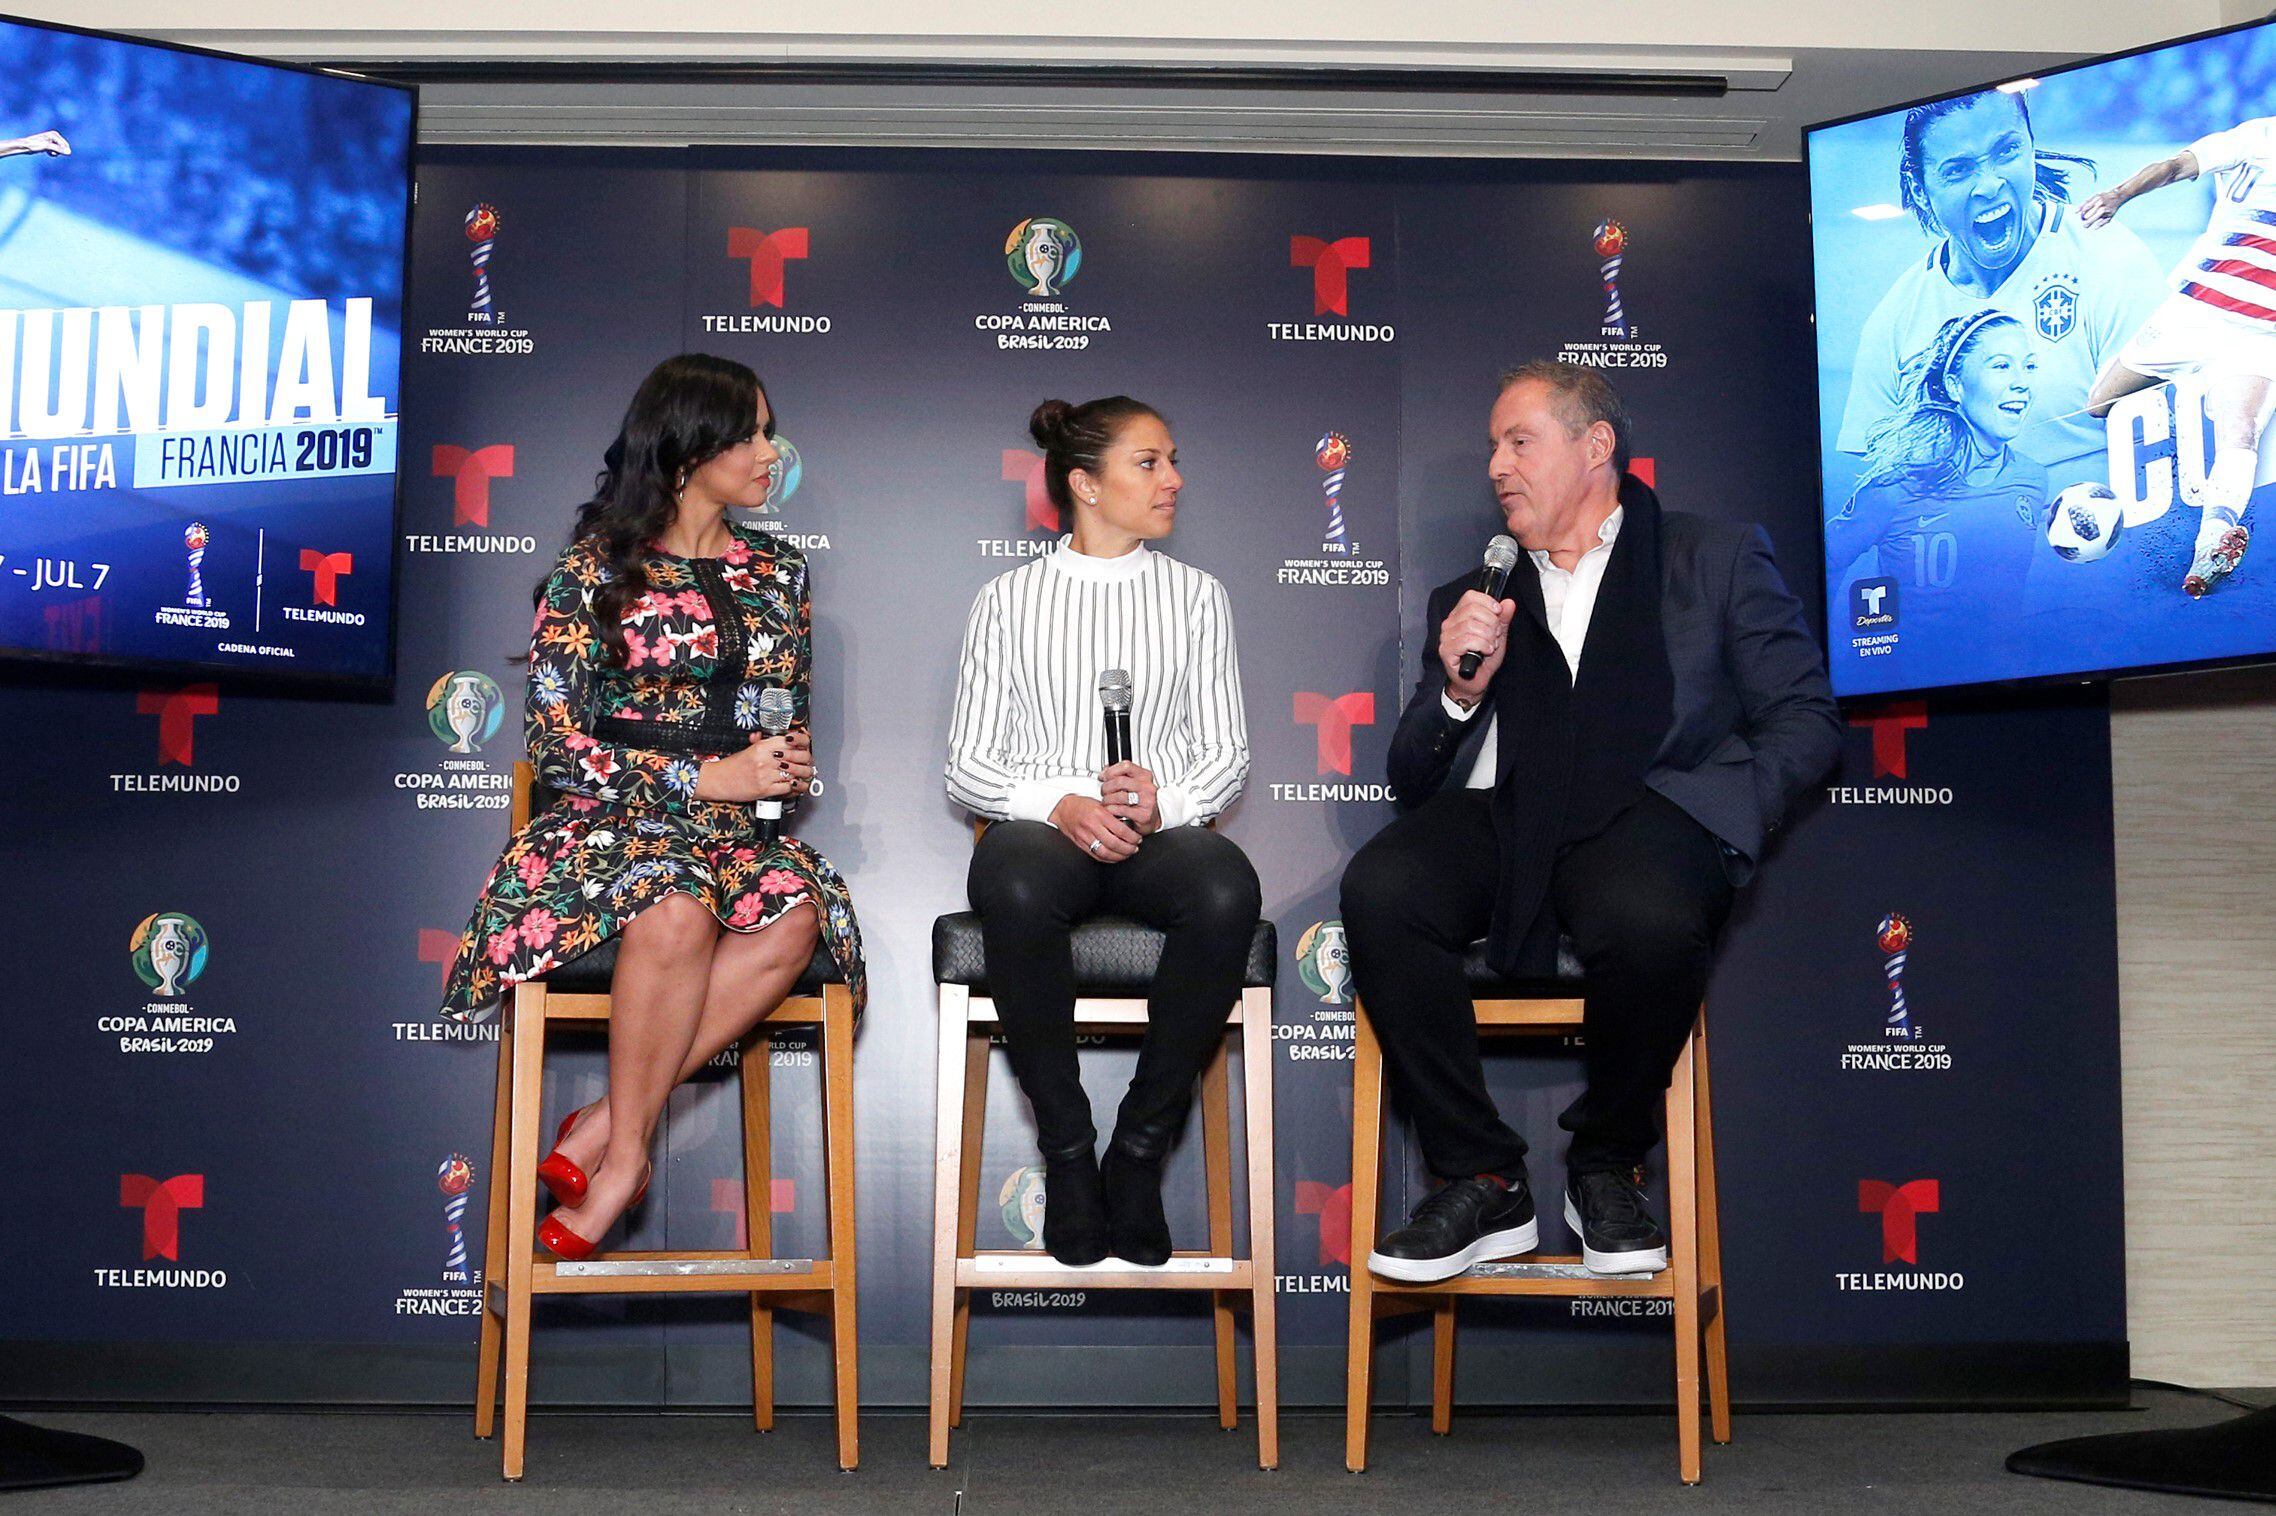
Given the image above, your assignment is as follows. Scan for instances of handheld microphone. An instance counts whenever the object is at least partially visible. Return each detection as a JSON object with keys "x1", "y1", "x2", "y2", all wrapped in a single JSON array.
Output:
[
  {"x1": 1099, "y1": 668, "x2": 1133, "y2": 767},
  {"x1": 753, "y1": 687, "x2": 795, "y2": 841},
  {"x1": 1456, "y1": 535, "x2": 1523, "y2": 681}
]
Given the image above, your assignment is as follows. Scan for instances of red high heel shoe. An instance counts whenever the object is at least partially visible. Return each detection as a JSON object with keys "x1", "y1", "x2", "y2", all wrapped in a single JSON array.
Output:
[
  {"x1": 535, "y1": 1105, "x2": 597, "y2": 1205},
  {"x1": 536, "y1": 1165, "x2": 652, "y2": 1262}
]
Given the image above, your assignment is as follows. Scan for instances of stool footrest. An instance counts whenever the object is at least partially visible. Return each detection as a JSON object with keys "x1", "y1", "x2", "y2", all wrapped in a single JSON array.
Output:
[
  {"x1": 504, "y1": 1252, "x2": 837, "y2": 1296},
  {"x1": 1466, "y1": 1258, "x2": 1660, "y2": 1282},
  {"x1": 956, "y1": 1250, "x2": 1250, "y2": 1292},
  {"x1": 555, "y1": 1253, "x2": 821, "y2": 1279},
  {"x1": 1370, "y1": 1255, "x2": 1672, "y2": 1298}
]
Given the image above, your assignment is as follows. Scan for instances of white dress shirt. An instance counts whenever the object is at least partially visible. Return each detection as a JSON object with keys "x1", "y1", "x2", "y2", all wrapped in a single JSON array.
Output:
[{"x1": 1442, "y1": 507, "x2": 1624, "y2": 789}]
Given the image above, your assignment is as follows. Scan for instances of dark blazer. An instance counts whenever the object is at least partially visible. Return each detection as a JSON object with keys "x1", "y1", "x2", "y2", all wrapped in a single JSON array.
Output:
[{"x1": 1388, "y1": 507, "x2": 1840, "y2": 885}]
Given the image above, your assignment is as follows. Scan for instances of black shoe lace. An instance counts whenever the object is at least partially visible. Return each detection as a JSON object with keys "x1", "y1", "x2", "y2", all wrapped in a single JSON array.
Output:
[
  {"x1": 1578, "y1": 1170, "x2": 1646, "y2": 1226},
  {"x1": 1410, "y1": 1179, "x2": 1487, "y2": 1229}
]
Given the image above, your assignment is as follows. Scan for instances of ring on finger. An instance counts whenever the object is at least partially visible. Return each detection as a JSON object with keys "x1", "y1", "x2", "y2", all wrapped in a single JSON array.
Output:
[
  {"x1": 1088, "y1": 838, "x2": 1104, "y2": 854},
  {"x1": 1124, "y1": 790, "x2": 1139, "y2": 806}
]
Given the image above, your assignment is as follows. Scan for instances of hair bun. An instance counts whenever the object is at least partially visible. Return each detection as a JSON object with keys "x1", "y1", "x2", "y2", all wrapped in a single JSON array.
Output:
[{"x1": 1029, "y1": 399, "x2": 1074, "y2": 450}]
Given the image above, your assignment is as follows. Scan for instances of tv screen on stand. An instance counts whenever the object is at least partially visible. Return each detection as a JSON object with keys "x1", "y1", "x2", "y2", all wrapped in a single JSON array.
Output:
[
  {"x1": 0, "y1": 15, "x2": 413, "y2": 690},
  {"x1": 1808, "y1": 18, "x2": 2276, "y2": 698}
]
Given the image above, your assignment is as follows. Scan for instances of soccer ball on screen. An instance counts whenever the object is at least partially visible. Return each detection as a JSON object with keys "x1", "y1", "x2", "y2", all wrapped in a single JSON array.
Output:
[{"x1": 2046, "y1": 483, "x2": 2124, "y2": 563}]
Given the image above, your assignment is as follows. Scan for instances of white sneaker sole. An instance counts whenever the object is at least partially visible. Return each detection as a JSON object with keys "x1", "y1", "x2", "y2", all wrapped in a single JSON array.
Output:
[
  {"x1": 1366, "y1": 1218, "x2": 1540, "y2": 1284},
  {"x1": 1563, "y1": 1196, "x2": 1668, "y2": 1275}
]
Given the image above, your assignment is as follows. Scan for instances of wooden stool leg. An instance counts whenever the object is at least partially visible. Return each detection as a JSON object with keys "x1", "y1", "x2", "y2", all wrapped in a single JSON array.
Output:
[
  {"x1": 1239, "y1": 988, "x2": 1280, "y2": 1471},
  {"x1": 1666, "y1": 1032, "x2": 1703, "y2": 1486},
  {"x1": 1201, "y1": 1038, "x2": 1238, "y2": 1431},
  {"x1": 1431, "y1": 1300, "x2": 1458, "y2": 1435},
  {"x1": 474, "y1": 1012, "x2": 513, "y2": 1440},
  {"x1": 740, "y1": 1029, "x2": 775, "y2": 1432},
  {"x1": 1694, "y1": 1013, "x2": 1731, "y2": 1445},
  {"x1": 1345, "y1": 999, "x2": 1386, "y2": 1473},
  {"x1": 501, "y1": 985, "x2": 548, "y2": 1481},
  {"x1": 927, "y1": 985, "x2": 970, "y2": 1468},
  {"x1": 821, "y1": 984, "x2": 860, "y2": 1472},
  {"x1": 949, "y1": 1027, "x2": 988, "y2": 1428}
]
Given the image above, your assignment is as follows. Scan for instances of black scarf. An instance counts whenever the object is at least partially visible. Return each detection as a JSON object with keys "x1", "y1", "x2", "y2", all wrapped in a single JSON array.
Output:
[{"x1": 1485, "y1": 473, "x2": 1675, "y2": 975}]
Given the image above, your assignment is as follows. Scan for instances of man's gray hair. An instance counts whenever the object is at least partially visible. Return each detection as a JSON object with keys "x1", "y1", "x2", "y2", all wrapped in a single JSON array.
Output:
[{"x1": 1498, "y1": 360, "x2": 1633, "y2": 475}]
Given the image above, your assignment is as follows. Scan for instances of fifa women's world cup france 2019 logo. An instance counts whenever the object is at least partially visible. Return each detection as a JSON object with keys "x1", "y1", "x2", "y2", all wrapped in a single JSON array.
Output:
[
  {"x1": 426, "y1": 670, "x2": 504, "y2": 755},
  {"x1": 1593, "y1": 218, "x2": 1629, "y2": 337},
  {"x1": 130, "y1": 912, "x2": 210, "y2": 998},
  {"x1": 1006, "y1": 217, "x2": 1081, "y2": 299},
  {"x1": 182, "y1": 522, "x2": 210, "y2": 609},
  {"x1": 1296, "y1": 920, "x2": 1353, "y2": 1005},
  {"x1": 437, "y1": 1154, "x2": 475, "y2": 1283},
  {"x1": 465, "y1": 203, "x2": 500, "y2": 324},
  {"x1": 1876, "y1": 912, "x2": 1915, "y2": 1038},
  {"x1": 1314, "y1": 432, "x2": 1353, "y2": 556}
]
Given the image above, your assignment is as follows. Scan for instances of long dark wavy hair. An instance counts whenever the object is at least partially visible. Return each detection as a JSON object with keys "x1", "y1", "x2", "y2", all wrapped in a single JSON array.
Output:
[
  {"x1": 552, "y1": 353, "x2": 772, "y2": 665},
  {"x1": 1846, "y1": 308, "x2": 2022, "y2": 506}
]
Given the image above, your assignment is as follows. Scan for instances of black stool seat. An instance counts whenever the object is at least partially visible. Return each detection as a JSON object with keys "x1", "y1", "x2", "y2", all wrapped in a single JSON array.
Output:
[
  {"x1": 536, "y1": 935, "x2": 842, "y2": 996},
  {"x1": 1462, "y1": 937, "x2": 1587, "y2": 997},
  {"x1": 932, "y1": 912, "x2": 1276, "y2": 993}
]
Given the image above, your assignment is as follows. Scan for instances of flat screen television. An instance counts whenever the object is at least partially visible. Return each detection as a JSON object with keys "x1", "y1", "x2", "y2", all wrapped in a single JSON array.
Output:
[
  {"x1": 1808, "y1": 18, "x2": 2276, "y2": 698},
  {"x1": 0, "y1": 14, "x2": 413, "y2": 689}
]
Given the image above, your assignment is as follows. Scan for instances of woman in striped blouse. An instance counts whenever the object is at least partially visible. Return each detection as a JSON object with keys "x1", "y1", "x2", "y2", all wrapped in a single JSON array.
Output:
[{"x1": 945, "y1": 395, "x2": 1259, "y2": 1267}]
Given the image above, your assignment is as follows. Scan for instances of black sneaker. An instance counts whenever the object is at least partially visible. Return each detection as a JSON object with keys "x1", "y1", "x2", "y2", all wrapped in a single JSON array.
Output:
[
  {"x1": 1366, "y1": 1174, "x2": 1538, "y2": 1284},
  {"x1": 1563, "y1": 1168, "x2": 1668, "y2": 1275}
]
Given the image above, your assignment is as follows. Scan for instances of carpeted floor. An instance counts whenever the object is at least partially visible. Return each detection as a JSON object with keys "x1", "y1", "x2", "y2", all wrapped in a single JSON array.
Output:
[{"x1": 1, "y1": 1388, "x2": 2265, "y2": 1513}]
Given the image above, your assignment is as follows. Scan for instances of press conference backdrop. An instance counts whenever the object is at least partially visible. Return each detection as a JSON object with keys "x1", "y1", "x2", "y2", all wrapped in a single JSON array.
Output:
[{"x1": 0, "y1": 147, "x2": 2125, "y2": 1410}]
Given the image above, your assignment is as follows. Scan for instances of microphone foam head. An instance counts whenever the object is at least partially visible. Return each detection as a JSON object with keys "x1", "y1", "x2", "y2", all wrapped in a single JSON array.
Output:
[
  {"x1": 1483, "y1": 535, "x2": 1521, "y2": 573},
  {"x1": 756, "y1": 686, "x2": 795, "y2": 734},
  {"x1": 1098, "y1": 668, "x2": 1133, "y2": 711}
]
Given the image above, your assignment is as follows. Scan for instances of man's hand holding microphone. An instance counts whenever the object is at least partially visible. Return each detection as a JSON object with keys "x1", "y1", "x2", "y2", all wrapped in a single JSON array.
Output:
[{"x1": 1442, "y1": 534, "x2": 1521, "y2": 708}]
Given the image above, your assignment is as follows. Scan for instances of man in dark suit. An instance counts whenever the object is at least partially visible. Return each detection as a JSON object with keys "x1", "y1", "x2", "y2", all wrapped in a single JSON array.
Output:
[{"x1": 1341, "y1": 361, "x2": 1839, "y2": 1282}]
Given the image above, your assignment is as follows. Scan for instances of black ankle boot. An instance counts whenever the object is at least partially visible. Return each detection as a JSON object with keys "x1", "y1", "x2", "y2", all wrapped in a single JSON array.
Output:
[
  {"x1": 1039, "y1": 1140, "x2": 1109, "y2": 1267},
  {"x1": 1101, "y1": 1118, "x2": 1179, "y2": 1266}
]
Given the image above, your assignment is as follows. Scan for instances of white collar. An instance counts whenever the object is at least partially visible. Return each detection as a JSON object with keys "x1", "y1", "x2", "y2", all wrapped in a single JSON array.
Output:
[
  {"x1": 1046, "y1": 535, "x2": 1155, "y2": 583},
  {"x1": 1527, "y1": 506, "x2": 1624, "y2": 572}
]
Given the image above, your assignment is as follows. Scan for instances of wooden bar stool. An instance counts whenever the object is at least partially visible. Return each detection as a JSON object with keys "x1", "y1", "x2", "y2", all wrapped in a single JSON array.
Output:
[
  {"x1": 472, "y1": 762, "x2": 861, "y2": 1479},
  {"x1": 926, "y1": 910, "x2": 1280, "y2": 1469},
  {"x1": 1344, "y1": 944, "x2": 1729, "y2": 1483}
]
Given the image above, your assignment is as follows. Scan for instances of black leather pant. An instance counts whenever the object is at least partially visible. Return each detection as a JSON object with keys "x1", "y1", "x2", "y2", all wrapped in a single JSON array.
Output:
[
  {"x1": 1340, "y1": 788, "x2": 1734, "y2": 1179},
  {"x1": 968, "y1": 820, "x2": 1262, "y2": 1153}
]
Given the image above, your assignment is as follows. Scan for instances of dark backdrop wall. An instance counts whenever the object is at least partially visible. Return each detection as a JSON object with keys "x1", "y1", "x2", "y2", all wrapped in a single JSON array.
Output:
[{"x1": 0, "y1": 146, "x2": 2125, "y2": 1410}]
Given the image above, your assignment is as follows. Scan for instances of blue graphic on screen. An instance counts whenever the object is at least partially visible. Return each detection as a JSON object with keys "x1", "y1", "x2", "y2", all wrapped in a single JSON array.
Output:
[
  {"x1": 0, "y1": 21, "x2": 411, "y2": 685},
  {"x1": 1809, "y1": 21, "x2": 2276, "y2": 695}
]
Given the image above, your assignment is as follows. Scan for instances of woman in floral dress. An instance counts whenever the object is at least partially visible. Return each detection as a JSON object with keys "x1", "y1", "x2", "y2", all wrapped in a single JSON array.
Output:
[{"x1": 440, "y1": 353, "x2": 864, "y2": 1260}]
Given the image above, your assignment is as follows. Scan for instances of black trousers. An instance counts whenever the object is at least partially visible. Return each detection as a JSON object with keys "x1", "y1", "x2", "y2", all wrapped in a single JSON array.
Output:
[
  {"x1": 1339, "y1": 787, "x2": 1734, "y2": 1179},
  {"x1": 968, "y1": 820, "x2": 1263, "y2": 1154}
]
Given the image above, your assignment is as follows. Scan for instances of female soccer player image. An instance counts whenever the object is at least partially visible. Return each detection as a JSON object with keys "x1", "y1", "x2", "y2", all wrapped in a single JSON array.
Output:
[
  {"x1": 2080, "y1": 117, "x2": 2276, "y2": 597},
  {"x1": 1839, "y1": 89, "x2": 2165, "y2": 494},
  {"x1": 1829, "y1": 308, "x2": 2051, "y2": 681}
]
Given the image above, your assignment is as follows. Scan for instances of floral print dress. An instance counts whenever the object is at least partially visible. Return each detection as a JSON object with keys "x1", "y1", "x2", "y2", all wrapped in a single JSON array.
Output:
[{"x1": 439, "y1": 523, "x2": 864, "y2": 1020}]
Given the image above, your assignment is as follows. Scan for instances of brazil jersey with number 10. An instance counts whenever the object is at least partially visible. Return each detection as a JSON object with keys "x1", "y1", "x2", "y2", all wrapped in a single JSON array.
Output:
[{"x1": 1827, "y1": 450, "x2": 2049, "y2": 658}]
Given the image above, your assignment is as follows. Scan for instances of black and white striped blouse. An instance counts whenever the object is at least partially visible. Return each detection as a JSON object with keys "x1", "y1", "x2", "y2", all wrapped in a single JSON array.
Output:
[{"x1": 946, "y1": 538, "x2": 1249, "y2": 828}]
